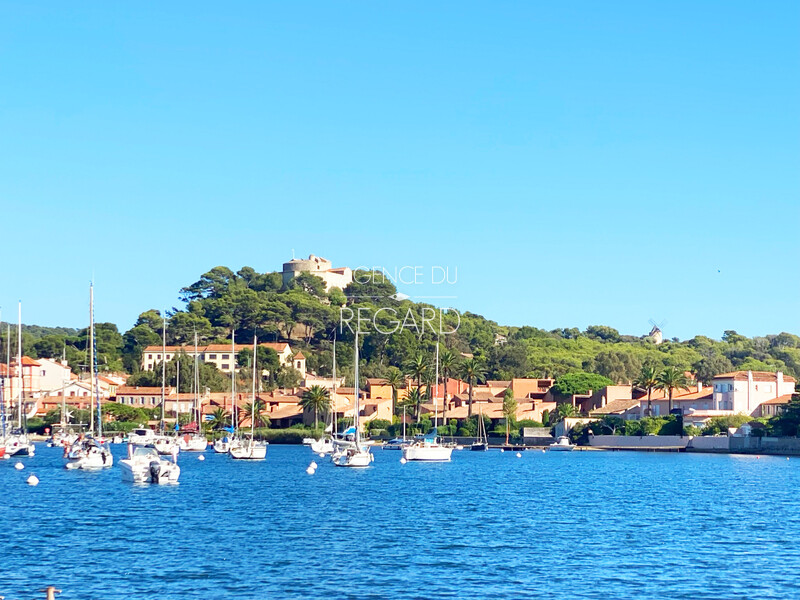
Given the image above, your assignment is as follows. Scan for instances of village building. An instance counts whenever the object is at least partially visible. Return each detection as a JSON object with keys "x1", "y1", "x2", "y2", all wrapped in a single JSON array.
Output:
[{"x1": 140, "y1": 342, "x2": 297, "y2": 373}]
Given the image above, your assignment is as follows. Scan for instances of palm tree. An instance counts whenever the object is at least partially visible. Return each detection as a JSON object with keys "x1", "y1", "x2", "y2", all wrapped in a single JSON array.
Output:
[
  {"x1": 405, "y1": 387, "x2": 425, "y2": 421},
  {"x1": 459, "y1": 357, "x2": 484, "y2": 417},
  {"x1": 301, "y1": 385, "x2": 331, "y2": 431},
  {"x1": 502, "y1": 388, "x2": 517, "y2": 444},
  {"x1": 556, "y1": 402, "x2": 578, "y2": 420},
  {"x1": 241, "y1": 399, "x2": 270, "y2": 428},
  {"x1": 439, "y1": 349, "x2": 456, "y2": 423},
  {"x1": 634, "y1": 365, "x2": 659, "y2": 417},
  {"x1": 656, "y1": 366, "x2": 690, "y2": 414},
  {"x1": 209, "y1": 408, "x2": 230, "y2": 430},
  {"x1": 405, "y1": 352, "x2": 429, "y2": 397},
  {"x1": 385, "y1": 367, "x2": 403, "y2": 415}
]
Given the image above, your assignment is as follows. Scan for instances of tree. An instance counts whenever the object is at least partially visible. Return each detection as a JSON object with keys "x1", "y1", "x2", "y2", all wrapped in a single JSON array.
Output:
[
  {"x1": 241, "y1": 399, "x2": 270, "y2": 428},
  {"x1": 459, "y1": 357, "x2": 485, "y2": 418},
  {"x1": 633, "y1": 365, "x2": 659, "y2": 417},
  {"x1": 209, "y1": 408, "x2": 230, "y2": 430},
  {"x1": 439, "y1": 348, "x2": 456, "y2": 422},
  {"x1": 552, "y1": 372, "x2": 613, "y2": 397},
  {"x1": 405, "y1": 352, "x2": 429, "y2": 396},
  {"x1": 502, "y1": 388, "x2": 517, "y2": 444},
  {"x1": 656, "y1": 366, "x2": 690, "y2": 413},
  {"x1": 585, "y1": 325, "x2": 621, "y2": 343},
  {"x1": 385, "y1": 367, "x2": 403, "y2": 415},
  {"x1": 301, "y1": 385, "x2": 331, "y2": 430},
  {"x1": 556, "y1": 403, "x2": 578, "y2": 420},
  {"x1": 404, "y1": 387, "x2": 425, "y2": 421},
  {"x1": 592, "y1": 350, "x2": 642, "y2": 383},
  {"x1": 692, "y1": 354, "x2": 733, "y2": 385}
]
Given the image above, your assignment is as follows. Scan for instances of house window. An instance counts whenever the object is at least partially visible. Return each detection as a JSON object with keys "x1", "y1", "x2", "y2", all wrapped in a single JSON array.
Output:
[
  {"x1": 209, "y1": 354, "x2": 217, "y2": 359},
  {"x1": 148, "y1": 354, "x2": 152, "y2": 359},
  {"x1": 222, "y1": 364, "x2": 229, "y2": 370},
  {"x1": 222, "y1": 354, "x2": 229, "y2": 359},
  {"x1": 296, "y1": 361, "x2": 302, "y2": 369}
]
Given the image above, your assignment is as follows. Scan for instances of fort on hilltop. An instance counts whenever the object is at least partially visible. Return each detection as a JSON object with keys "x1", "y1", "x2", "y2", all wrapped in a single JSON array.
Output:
[{"x1": 282, "y1": 254, "x2": 352, "y2": 291}]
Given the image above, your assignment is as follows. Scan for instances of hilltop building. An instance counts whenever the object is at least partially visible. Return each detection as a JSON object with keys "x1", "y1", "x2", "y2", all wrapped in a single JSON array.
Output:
[
  {"x1": 281, "y1": 254, "x2": 352, "y2": 291},
  {"x1": 141, "y1": 343, "x2": 303, "y2": 374}
]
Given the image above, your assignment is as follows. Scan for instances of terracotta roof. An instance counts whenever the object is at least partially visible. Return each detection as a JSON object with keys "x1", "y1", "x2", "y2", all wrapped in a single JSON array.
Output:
[
  {"x1": 115, "y1": 386, "x2": 170, "y2": 395},
  {"x1": 293, "y1": 351, "x2": 306, "y2": 359},
  {"x1": 590, "y1": 399, "x2": 641, "y2": 415},
  {"x1": 143, "y1": 342, "x2": 292, "y2": 354},
  {"x1": 713, "y1": 371, "x2": 796, "y2": 383},
  {"x1": 761, "y1": 394, "x2": 794, "y2": 406},
  {"x1": 21, "y1": 356, "x2": 40, "y2": 367},
  {"x1": 366, "y1": 378, "x2": 389, "y2": 385}
]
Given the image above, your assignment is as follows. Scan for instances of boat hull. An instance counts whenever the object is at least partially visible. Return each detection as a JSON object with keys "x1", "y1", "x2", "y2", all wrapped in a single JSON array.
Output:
[
  {"x1": 332, "y1": 450, "x2": 373, "y2": 467},
  {"x1": 402, "y1": 445, "x2": 453, "y2": 462},
  {"x1": 119, "y1": 458, "x2": 180, "y2": 484},
  {"x1": 229, "y1": 443, "x2": 268, "y2": 460},
  {"x1": 470, "y1": 443, "x2": 488, "y2": 451}
]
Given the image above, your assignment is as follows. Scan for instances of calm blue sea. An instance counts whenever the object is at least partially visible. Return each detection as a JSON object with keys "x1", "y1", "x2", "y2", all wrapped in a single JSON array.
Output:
[{"x1": 1, "y1": 445, "x2": 799, "y2": 600}]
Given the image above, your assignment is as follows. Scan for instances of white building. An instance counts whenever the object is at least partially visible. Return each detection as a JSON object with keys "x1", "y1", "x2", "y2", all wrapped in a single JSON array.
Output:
[
  {"x1": 282, "y1": 254, "x2": 352, "y2": 291},
  {"x1": 141, "y1": 342, "x2": 301, "y2": 374},
  {"x1": 712, "y1": 371, "x2": 796, "y2": 415}
]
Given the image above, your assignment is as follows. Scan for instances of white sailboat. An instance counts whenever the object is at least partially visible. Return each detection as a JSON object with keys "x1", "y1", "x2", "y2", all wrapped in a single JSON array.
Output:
[
  {"x1": 65, "y1": 284, "x2": 113, "y2": 469},
  {"x1": 179, "y1": 332, "x2": 208, "y2": 452},
  {"x1": 120, "y1": 445, "x2": 180, "y2": 484},
  {"x1": 332, "y1": 331, "x2": 373, "y2": 468},
  {"x1": 214, "y1": 330, "x2": 237, "y2": 454},
  {"x1": 151, "y1": 316, "x2": 180, "y2": 456},
  {"x1": 229, "y1": 335, "x2": 267, "y2": 460},
  {"x1": 5, "y1": 303, "x2": 35, "y2": 457},
  {"x1": 310, "y1": 333, "x2": 337, "y2": 455},
  {"x1": 470, "y1": 406, "x2": 488, "y2": 451}
]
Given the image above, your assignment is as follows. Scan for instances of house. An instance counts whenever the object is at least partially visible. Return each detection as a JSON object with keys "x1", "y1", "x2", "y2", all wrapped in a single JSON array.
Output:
[
  {"x1": 759, "y1": 394, "x2": 794, "y2": 418},
  {"x1": 712, "y1": 371, "x2": 796, "y2": 415},
  {"x1": 281, "y1": 254, "x2": 353, "y2": 291},
  {"x1": 115, "y1": 386, "x2": 173, "y2": 408},
  {"x1": 140, "y1": 342, "x2": 296, "y2": 373}
]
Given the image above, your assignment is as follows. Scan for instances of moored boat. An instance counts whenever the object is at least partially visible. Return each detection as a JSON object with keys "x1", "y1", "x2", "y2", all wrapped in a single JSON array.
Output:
[
  {"x1": 64, "y1": 436, "x2": 113, "y2": 470},
  {"x1": 120, "y1": 445, "x2": 180, "y2": 484},
  {"x1": 548, "y1": 436, "x2": 575, "y2": 452},
  {"x1": 402, "y1": 428, "x2": 453, "y2": 462}
]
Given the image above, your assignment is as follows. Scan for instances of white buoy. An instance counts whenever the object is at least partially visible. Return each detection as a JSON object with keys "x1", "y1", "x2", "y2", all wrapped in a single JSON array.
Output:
[
  {"x1": 516, "y1": 452, "x2": 522, "y2": 458},
  {"x1": 318, "y1": 452, "x2": 325, "y2": 458},
  {"x1": 310, "y1": 461, "x2": 318, "y2": 469},
  {"x1": 500, "y1": 449, "x2": 504, "y2": 453},
  {"x1": 27, "y1": 474, "x2": 39, "y2": 486},
  {"x1": 15, "y1": 462, "x2": 24, "y2": 470},
  {"x1": 542, "y1": 449, "x2": 546, "y2": 453},
  {"x1": 400, "y1": 458, "x2": 407, "y2": 464},
  {"x1": 306, "y1": 466, "x2": 315, "y2": 475},
  {"x1": 198, "y1": 455, "x2": 205, "y2": 461}
]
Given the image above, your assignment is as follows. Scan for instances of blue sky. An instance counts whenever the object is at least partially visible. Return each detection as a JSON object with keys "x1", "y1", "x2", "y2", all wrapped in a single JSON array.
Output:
[{"x1": 1, "y1": 1, "x2": 798, "y2": 340}]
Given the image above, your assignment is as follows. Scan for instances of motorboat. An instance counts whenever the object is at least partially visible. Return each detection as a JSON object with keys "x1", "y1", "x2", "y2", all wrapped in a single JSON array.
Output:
[
  {"x1": 382, "y1": 438, "x2": 410, "y2": 450},
  {"x1": 128, "y1": 428, "x2": 157, "y2": 447},
  {"x1": 548, "y1": 436, "x2": 575, "y2": 452},
  {"x1": 311, "y1": 437, "x2": 335, "y2": 454},
  {"x1": 402, "y1": 428, "x2": 453, "y2": 462},
  {"x1": 47, "y1": 430, "x2": 78, "y2": 448},
  {"x1": 4, "y1": 430, "x2": 35, "y2": 457},
  {"x1": 178, "y1": 431, "x2": 208, "y2": 452},
  {"x1": 302, "y1": 437, "x2": 316, "y2": 446},
  {"x1": 229, "y1": 434, "x2": 267, "y2": 460},
  {"x1": 64, "y1": 436, "x2": 113, "y2": 470},
  {"x1": 119, "y1": 445, "x2": 180, "y2": 484}
]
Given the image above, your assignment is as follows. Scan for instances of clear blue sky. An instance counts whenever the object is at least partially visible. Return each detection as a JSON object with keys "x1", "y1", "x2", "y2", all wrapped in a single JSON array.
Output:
[{"x1": 1, "y1": 1, "x2": 798, "y2": 340}]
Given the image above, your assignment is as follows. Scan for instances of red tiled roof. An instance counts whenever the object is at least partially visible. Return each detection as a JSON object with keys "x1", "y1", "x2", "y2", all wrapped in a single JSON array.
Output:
[
  {"x1": 761, "y1": 394, "x2": 794, "y2": 406},
  {"x1": 115, "y1": 386, "x2": 170, "y2": 395},
  {"x1": 714, "y1": 371, "x2": 796, "y2": 383},
  {"x1": 293, "y1": 351, "x2": 306, "y2": 359}
]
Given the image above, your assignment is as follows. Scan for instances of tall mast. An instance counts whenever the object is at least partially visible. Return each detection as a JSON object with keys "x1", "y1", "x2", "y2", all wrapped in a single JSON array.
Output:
[
  {"x1": 61, "y1": 346, "x2": 67, "y2": 429},
  {"x1": 353, "y1": 330, "x2": 359, "y2": 446},
  {"x1": 3, "y1": 322, "x2": 9, "y2": 437},
  {"x1": 251, "y1": 334, "x2": 257, "y2": 438},
  {"x1": 91, "y1": 284, "x2": 102, "y2": 439},
  {"x1": 194, "y1": 330, "x2": 199, "y2": 428},
  {"x1": 231, "y1": 329, "x2": 236, "y2": 432},
  {"x1": 0, "y1": 309, "x2": 4, "y2": 439},
  {"x1": 161, "y1": 313, "x2": 166, "y2": 433},
  {"x1": 175, "y1": 357, "x2": 180, "y2": 429},
  {"x1": 332, "y1": 333, "x2": 337, "y2": 434},
  {"x1": 434, "y1": 340, "x2": 440, "y2": 429},
  {"x1": 18, "y1": 301, "x2": 23, "y2": 429},
  {"x1": 89, "y1": 286, "x2": 94, "y2": 434}
]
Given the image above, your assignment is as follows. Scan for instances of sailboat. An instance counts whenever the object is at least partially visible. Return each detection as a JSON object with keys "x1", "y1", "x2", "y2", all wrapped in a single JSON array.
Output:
[
  {"x1": 470, "y1": 406, "x2": 488, "y2": 451},
  {"x1": 5, "y1": 303, "x2": 35, "y2": 458},
  {"x1": 310, "y1": 333, "x2": 336, "y2": 455},
  {"x1": 229, "y1": 335, "x2": 268, "y2": 460},
  {"x1": 149, "y1": 316, "x2": 180, "y2": 456},
  {"x1": 65, "y1": 284, "x2": 112, "y2": 469},
  {"x1": 332, "y1": 330, "x2": 373, "y2": 468},
  {"x1": 179, "y1": 332, "x2": 208, "y2": 452},
  {"x1": 214, "y1": 330, "x2": 237, "y2": 454}
]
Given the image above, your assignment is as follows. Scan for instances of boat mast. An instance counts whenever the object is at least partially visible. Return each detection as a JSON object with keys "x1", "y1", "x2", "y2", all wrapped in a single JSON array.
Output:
[
  {"x1": 175, "y1": 356, "x2": 180, "y2": 429},
  {"x1": 161, "y1": 313, "x2": 166, "y2": 433},
  {"x1": 18, "y1": 301, "x2": 23, "y2": 430},
  {"x1": 91, "y1": 285, "x2": 102, "y2": 439},
  {"x1": 194, "y1": 330, "x2": 199, "y2": 430},
  {"x1": 434, "y1": 340, "x2": 439, "y2": 430},
  {"x1": 88, "y1": 286, "x2": 95, "y2": 435},
  {"x1": 353, "y1": 330, "x2": 359, "y2": 448},
  {"x1": 332, "y1": 332, "x2": 337, "y2": 435},
  {"x1": 0, "y1": 311, "x2": 5, "y2": 439},
  {"x1": 231, "y1": 329, "x2": 236, "y2": 434},
  {"x1": 251, "y1": 334, "x2": 257, "y2": 440}
]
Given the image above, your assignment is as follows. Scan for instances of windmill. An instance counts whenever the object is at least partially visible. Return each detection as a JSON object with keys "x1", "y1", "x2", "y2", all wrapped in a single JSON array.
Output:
[{"x1": 648, "y1": 319, "x2": 666, "y2": 345}]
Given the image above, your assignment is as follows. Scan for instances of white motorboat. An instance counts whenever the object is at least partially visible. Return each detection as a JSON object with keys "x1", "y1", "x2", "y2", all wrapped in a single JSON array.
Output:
[
  {"x1": 128, "y1": 428, "x2": 157, "y2": 447},
  {"x1": 178, "y1": 432, "x2": 208, "y2": 452},
  {"x1": 229, "y1": 435, "x2": 267, "y2": 460},
  {"x1": 311, "y1": 437, "x2": 335, "y2": 454},
  {"x1": 402, "y1": 429, "x2": 453, "y2": 462},
  {"x1": 332, "y1": 331, "x2": 373, "y2": 468},
  {"x1": 120, "y1": 445, "x2": 180, "y2": 484},
  {"x1": 228, "y1": 336, "x2": 268, "y2": 460},
  {"x1": 5, "y1": 431, "x2": 35, "y2": 457},
  {"x1": 64, "y1": 437, "x2": 113, "y2": 469},
  {"x1": 548, "y1": 436, "x2": 575, "y2": 452}
]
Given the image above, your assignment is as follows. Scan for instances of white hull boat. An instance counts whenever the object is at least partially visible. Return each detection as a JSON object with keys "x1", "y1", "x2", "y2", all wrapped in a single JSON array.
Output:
[
  {"x1": 548, "y1": 436, "x2": 575, "y2": 452},
  {"x1": 214, "y1": 436, "x2": 235, "y2": 453},
  {"x1": 402, "y1": 443, "x2": 453, "y2": 462},
  {"x1": 178, "y1": 433, "x2": 208, "y2": 452},
  {"x1": 65, "y1": 438, "x2": 114, "y2": 470},
  {"x1": 332, "y1": 447, "x2": 373, "y2": 468},
  {"x1": 5, "y1": 434, "x2": 35, "y2": 457},
  {"x1": 229, "y1": 438, "x2": 268, "y2": 460},
  {"x1": 120, "y1": 446, "x2": 180, "y2": 484},
  {"x1": 310, "y1": 437, "x2": 335, "y2": 455}
]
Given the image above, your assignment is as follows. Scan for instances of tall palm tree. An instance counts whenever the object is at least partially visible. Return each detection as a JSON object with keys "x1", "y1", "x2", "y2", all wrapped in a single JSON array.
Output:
[
  {"x1": 556, "y1": 402, "x2": 578, "y2": 420},
  {"x1": 405, "y1": 387, "x2": 425, "y2": 421},
  {"x1": 439, "y1": 349, "x2": 456, "y2": 423},
  {"x1": 385, "y1": 367, "x2": 403, "y2": 415},
  {"x1": 405, "y1": 352, "x2": 429, "y2": 397},
  {"x1": 301, "y1": 385, "x2": 331, "y2": 430},
  {"x1": 634, "y1": 365, "x2": 659, "y2": 417},
  {"x1": 459, "y1": 357, "x2": 485, "y2": 418},
  {"x1": 656, "y1": 366, "x2": 690, "y2": 414},
  {"x1": 209, "y1": 407, "x2": 230, "y2": 430},
  {"x1": 241, "y1": 399, "x2": 270, "y2": 428},
  {"x1": 502, "y1": 387, "x2": 517, "y2": 445}
]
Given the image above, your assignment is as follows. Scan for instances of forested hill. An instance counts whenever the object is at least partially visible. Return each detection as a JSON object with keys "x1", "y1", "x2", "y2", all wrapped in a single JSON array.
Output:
[{"x1": 3, "y1": 266, "x2": 799, "y2": 387}]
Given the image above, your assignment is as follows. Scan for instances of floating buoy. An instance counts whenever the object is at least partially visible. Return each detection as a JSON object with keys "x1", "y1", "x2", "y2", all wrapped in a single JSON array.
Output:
[
  {"x1": 15, "y1": 462, "x2": 24, "y2": 470},
  {"x1": 516, "y1": 452, "x2": 522, "y2": 458},
  {"x1": 318, "y1": 453, "x2": 325, "y2": 458},
  {"x1": 198, "y1": 455, "x2": 205, "y2": 461},
  {"x1": 306, "y1": 466, "x2": 315, "y2": 475},
  {"x1": 400, "y1": 458, "x2": 407, "y2": 464},
  {"x1": 27, "y1": 474, "x2": 39, "y2": 486},
  {"x1": 310, "y1": 461, "x2": 318, "y2": 469},
  {"x1": 542, "y1": 449, "x2": 546, "y2": 453},
  {"x1": 500, "y1": 449, "x2": 504, "y2": 453}
]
